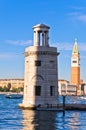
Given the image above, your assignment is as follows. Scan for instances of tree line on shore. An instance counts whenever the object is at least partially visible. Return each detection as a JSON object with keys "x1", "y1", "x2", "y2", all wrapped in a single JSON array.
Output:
[{"x1": 0, "y1": 83, "x2": 23, "y2": 92}]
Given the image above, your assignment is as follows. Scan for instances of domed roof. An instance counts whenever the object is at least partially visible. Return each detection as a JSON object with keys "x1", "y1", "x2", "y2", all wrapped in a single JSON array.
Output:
[{"x1": 33, "y1": 23, "x2": 50, "y2": 29}]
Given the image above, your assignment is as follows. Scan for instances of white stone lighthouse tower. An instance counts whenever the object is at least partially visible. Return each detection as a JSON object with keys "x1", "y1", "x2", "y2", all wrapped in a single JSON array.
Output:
[{"x1": 19, "y1": 24, "x2": 59, "y2": 109}]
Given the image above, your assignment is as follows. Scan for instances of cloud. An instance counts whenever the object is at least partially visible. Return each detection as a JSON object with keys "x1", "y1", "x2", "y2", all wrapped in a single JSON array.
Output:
[
  {"x1": 50, "y1": 42, "x2": 73, "y2": 51},
  {"x1": 0, "y1": 53, "x2": 21, "y2": 59},
  {"x1": 68, "y1": 12, "x2": 86, "y2": 22},
  {"x1": 80, "y1": 55, "x2": 86, "y2": 59},
  {"x1": 0, "y1": 54, "x2": 13, "y2": 59},
  {"x1": 5, "y1": 40, "x2": 33, "y2": 46},
  {"x1": 71, "y1": 6, "x2": 84, "y2": 10},
  {"x1": 79, "y1": 43, "x2": 86, "y2": 51},
  {"x1": 67, "y1": 5, "x2": 86, "y2": 22},
  {"x1": 51, "y1": 42, "x2": 86, "y2": 51},
  {"x1": 50, "y1": 42, "x2": 86, "y2": 60},
  {"x1": 78, "y1": 14, "x2": 86, "y2": 22},
  {"x1": 0, "y1": 54, "x2": 11, "y2": 59}
]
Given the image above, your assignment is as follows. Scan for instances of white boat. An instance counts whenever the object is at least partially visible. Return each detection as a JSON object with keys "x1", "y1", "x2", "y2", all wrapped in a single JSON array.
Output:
[
  {"x1": 5, "y1": 94, "x2": 23, "y2": 99},
  {"x1": 80, "y1": 96, "x2": 86, "y2": 100}
]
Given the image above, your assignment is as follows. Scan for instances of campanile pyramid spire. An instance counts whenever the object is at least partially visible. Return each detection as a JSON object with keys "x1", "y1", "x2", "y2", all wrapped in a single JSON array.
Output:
[{"x1": 72, "y1": 38, "x2": 79, "y2": 54}]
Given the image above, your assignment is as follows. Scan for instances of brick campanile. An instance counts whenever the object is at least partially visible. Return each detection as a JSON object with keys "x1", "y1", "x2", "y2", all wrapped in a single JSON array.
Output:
[
  {"x1": 19, "y1": 24, "x2": 59, "y2": 109},
  {"x1": 71, "y1": 39, "x2": 80, "y2": 94}
]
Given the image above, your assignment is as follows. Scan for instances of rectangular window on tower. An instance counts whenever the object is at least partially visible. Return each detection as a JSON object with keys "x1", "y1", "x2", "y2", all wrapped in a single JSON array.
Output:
[
  {"x1": 35, "y1": 60, "x2": 41, "y2": 66},
  {"x1": 35, "y1": 86, "x2": 41, "y2": 96},
  {"x1": 73, "y1": 60, "x2": 77, "y2": 63},
  {"x1": 50, "y1": 86, "x2": 55, "y2": 96}
]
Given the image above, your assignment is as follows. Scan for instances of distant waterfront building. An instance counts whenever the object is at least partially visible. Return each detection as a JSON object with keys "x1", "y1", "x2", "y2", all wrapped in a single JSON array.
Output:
[
  {"x1": 58, "y1": 79, "x2": 76, "y2": 95},
  {"x1": 70, "y1": 39, "x2": 80, "y2": 95},
  {"x1": 58, "y1": 79, "x2": 69, "y2": 95},
  {"x1": 67, "y1": 84, "x2": 76, "y2": 95},
  {"x1": 0, "y1": 79, "x2": 24, "y2": 89},
  {"x1": 19, "y1": 24, "x2": 59, "y2": 109}
]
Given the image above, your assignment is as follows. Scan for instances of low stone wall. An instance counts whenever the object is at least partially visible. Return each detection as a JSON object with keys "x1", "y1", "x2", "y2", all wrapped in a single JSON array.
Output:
[{"x1": 59, "y1": 104, "x2": 86, "y2": 110}]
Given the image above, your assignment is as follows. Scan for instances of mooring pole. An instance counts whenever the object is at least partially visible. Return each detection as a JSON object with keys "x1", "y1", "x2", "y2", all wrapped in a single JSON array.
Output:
[{"x1": 63, "y1": 95, "x2": 66, "y2": 116}]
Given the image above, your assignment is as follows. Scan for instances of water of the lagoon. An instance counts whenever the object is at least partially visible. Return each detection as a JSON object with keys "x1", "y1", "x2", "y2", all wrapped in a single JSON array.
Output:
[{"x1": 1, "y1": 95, "x2": 86, "y2": 130}]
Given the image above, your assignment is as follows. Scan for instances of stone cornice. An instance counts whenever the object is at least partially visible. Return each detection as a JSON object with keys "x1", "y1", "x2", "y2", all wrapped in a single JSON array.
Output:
[{"x1": 24, "y1": 51, "x2": 59, "y2": 57}]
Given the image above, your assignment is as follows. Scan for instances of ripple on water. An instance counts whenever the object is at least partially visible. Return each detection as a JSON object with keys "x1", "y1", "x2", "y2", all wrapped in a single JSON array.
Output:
[{"x1": 0, "y1": 94, "x2": 86, "y2": 130}]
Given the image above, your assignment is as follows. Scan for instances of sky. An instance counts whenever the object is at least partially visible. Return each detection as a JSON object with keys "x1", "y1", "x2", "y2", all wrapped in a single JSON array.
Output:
[{"x1": 0, "y1": 0, "x2": 86, "y2": 82}]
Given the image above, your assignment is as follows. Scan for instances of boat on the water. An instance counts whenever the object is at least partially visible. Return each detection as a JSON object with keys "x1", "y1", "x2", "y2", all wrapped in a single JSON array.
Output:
[
  {"x1": 80, "y1": 96, "x2": 86, "y2": 100},
  {"x1": 5, "y1": 94, "x2": 23, "y2": 99}
]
